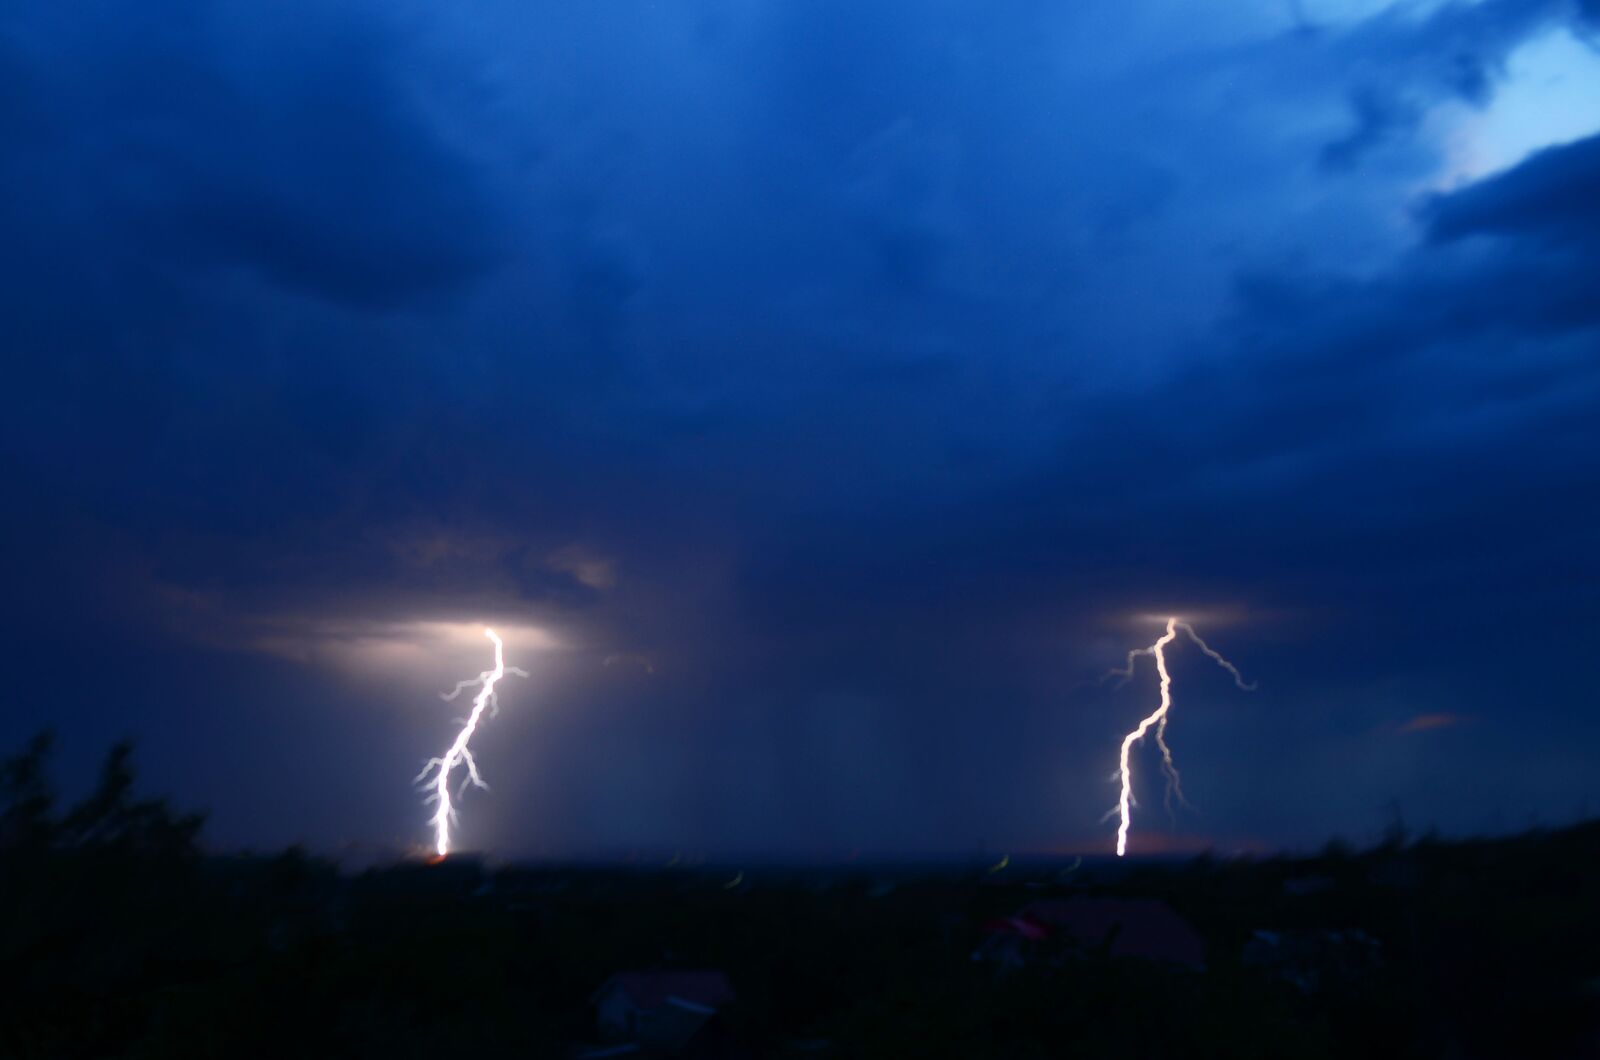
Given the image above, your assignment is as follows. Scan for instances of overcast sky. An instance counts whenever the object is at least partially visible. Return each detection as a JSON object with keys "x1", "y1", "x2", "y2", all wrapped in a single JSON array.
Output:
[{"x1": 3, "y1": 0, "x2": 1598, "y2": 860}]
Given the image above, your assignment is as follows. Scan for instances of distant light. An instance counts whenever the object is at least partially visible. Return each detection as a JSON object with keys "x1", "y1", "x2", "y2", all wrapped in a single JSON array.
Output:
[{"x1": 1436, "y1": 29, "x2": 1600, "y2": 186}]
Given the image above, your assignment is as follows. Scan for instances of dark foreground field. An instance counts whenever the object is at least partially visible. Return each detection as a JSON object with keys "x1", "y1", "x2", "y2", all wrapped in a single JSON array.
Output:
[{"x1": 4, "y1": 736, "x2": 1598, "y2": 1058}]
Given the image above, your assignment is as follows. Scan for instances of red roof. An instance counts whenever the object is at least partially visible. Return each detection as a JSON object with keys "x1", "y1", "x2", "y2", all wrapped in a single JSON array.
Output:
[
  {"x1": 981, "y1": 915, "x2": 1051, "y2": 941},
  {"x1": 1018, "y1": 898, "x2": 1205, "y2": 967},
  {"x1": 602, "y1": 970, "x2": 736, "y2": 1011}
]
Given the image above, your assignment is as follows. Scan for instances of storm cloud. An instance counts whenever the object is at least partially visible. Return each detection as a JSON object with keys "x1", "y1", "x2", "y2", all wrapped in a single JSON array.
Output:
[{"x1": 3, "y1": 0, "x2": 1597, "y2": 858}]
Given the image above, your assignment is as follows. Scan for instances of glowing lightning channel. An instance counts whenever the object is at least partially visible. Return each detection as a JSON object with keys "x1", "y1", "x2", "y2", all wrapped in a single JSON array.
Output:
[
  {"x1": 414, "y1": 628, "x2": 528, "y2": 858},
  {"x1": 1106, "y1": 617, "x2": 1254, "y2": 857}
]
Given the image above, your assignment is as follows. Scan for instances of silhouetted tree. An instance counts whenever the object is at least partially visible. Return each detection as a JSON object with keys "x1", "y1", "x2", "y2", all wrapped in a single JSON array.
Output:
[
  {"x1": 0, "y1": 730, "x2": 203, "y2": 860},
  {"x1": 0, "y1": 729, "x2": 56, "y2": 852},
  {"x1": 61, "y1": 738, "x2": 205, "y2": 857}
]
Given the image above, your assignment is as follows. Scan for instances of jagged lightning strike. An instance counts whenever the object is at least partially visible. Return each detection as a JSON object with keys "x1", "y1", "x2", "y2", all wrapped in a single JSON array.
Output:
[
  {"x1": 415, "y1": 628, "x2": 527, "y2": 858},
  {"x1": 1105, "y1": 618, "x2": 1254, "y2": 857}
]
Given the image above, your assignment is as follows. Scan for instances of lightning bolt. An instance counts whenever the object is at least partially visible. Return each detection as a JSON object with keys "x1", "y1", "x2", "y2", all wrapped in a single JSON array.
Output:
[
  {"x1": 1106, "y1": 617, "x2": 1254, "y2": 857},
  {"x1": 415, "y1": 628, "x2": 527, "y2": 858}
]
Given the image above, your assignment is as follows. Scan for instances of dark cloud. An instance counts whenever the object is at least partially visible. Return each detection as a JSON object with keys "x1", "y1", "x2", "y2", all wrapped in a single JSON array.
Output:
[
  {"x1": 1321, "y1": 86, "x2": 1422, "y2": 171},
  {"x1": 0, "y1": 0, "x2": 506, "y2": 310},
  {"x1": 1425, "y1": 130, "x2": 1600, "y2": 246}
]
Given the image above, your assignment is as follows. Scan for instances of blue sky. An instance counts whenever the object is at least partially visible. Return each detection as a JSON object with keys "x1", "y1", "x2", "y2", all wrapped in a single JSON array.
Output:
[{"x1": 3, "y1": 0, "x2": 1598, "y2": 859}]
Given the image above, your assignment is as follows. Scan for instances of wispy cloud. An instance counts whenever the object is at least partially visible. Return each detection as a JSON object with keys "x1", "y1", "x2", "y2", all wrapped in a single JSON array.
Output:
[{"x1": 1399, "y1": 712, "x2": 1467, "y2": 734}]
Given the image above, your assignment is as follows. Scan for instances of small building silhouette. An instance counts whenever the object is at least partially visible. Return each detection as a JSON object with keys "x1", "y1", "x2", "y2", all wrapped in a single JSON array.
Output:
[
  {"x1": 977, "y1": 897, "x2": 1206, "y2": 970},
  {"x1": 1242, "y1": 928, "x2": 1382, "y2": 993},
  {"x1": 590, "y1": 970, "x2": 736, "y2": 1057}
]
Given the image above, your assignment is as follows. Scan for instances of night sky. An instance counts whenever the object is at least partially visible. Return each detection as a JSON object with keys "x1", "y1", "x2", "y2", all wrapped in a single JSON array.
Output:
[{"x1": 4, "y1": 0, "x2": 1599, "y2": 862}]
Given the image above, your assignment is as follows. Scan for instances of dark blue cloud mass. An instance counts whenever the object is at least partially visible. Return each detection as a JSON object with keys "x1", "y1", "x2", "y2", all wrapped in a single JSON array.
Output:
[
  {"x1": 1, "y1": 0, "x2": 1597, "y2": 859},
  {"x1": 1, "y1": 0, "x2": 506, "y2": 309}
]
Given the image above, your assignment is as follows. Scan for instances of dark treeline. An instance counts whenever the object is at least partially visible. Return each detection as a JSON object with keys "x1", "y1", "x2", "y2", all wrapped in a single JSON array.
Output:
[{"x1": 3, "y1": 734, "x2": 1596, "y2": 1058}]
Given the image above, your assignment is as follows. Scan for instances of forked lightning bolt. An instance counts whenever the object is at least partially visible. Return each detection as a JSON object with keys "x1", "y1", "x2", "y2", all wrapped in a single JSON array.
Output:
[
  {"x1": 415, "y1": 628, "x2": 527, "y2": 857},
  {"x1": 1105, "y1": 617, "x2": 1254, "y2": 857}
]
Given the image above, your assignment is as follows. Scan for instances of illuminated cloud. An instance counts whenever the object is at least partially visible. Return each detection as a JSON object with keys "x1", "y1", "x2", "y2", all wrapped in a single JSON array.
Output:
[
  {"x1": 549, "y1": 546, "x2": 619, "y2": 592},
  {"x1": 244, "y1": 618, "x2": 561, "y2": 678},
  {"x1": 1431, "y1": 26, "x2": 1600, "y2": 186}
]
